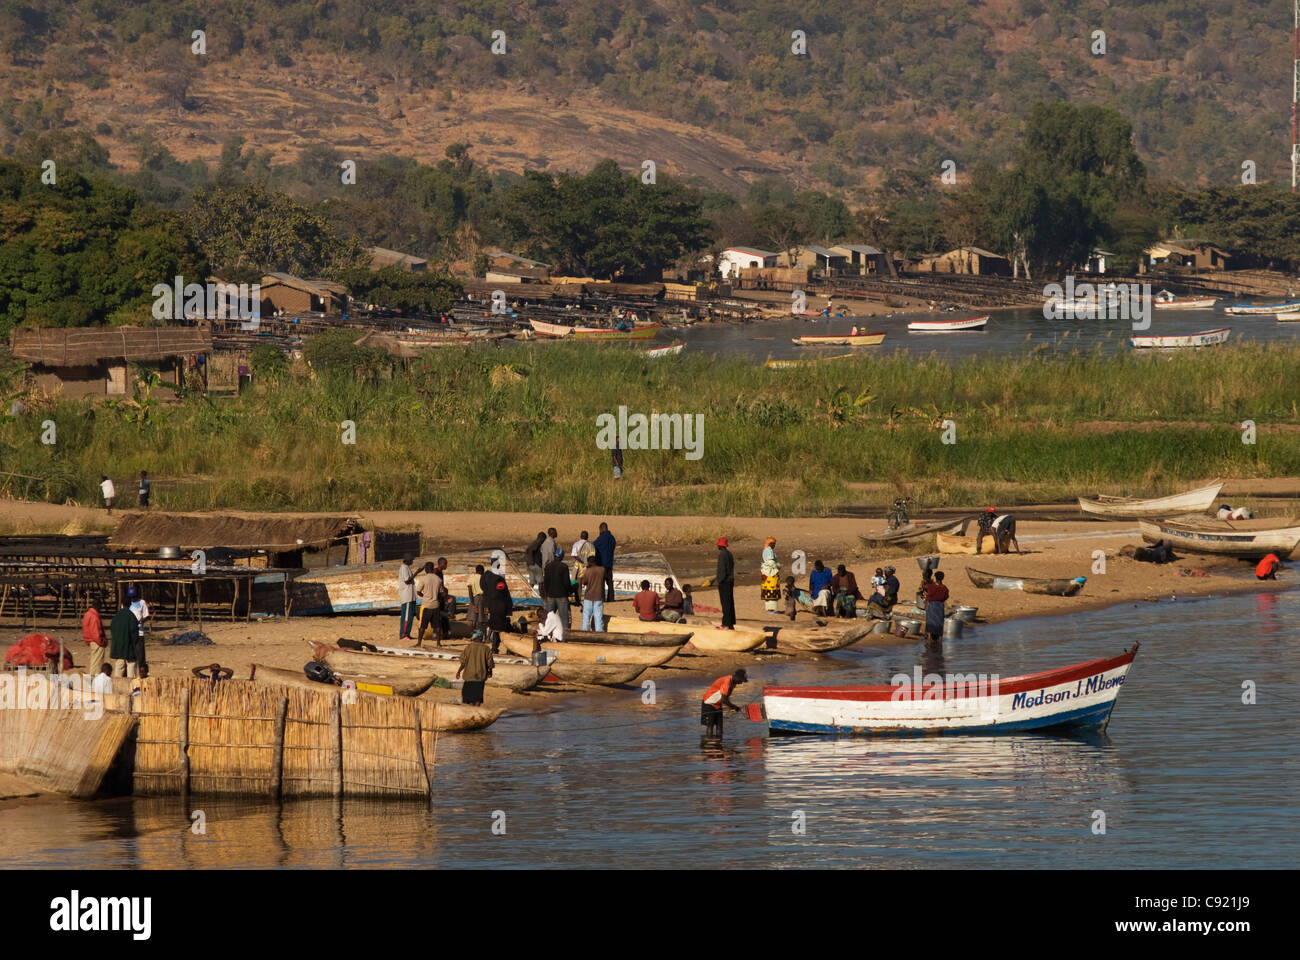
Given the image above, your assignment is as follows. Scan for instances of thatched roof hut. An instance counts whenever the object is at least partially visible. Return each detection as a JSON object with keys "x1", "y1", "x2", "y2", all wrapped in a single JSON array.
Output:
[
  {"x1": 111, "y1": 513, "x2": 361, "y2": 553},
  {"x1": 9, "y1": 326, "x2": 212, "y2": 366}
]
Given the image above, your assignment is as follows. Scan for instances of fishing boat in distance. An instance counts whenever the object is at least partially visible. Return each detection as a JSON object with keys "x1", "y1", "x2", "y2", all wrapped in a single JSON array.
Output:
[
  {"x1": 1138, "y1": 518, "x2": 1300, "y2": 558},
  {"x1": 792, "y1": 331, "x2": 886, "y2": 347},
  {"x1": 761, "y1": 645, "x2": 1138, "y2": 735},
  {"x1": 1130, "y1": 327, "x2": 1230, "y2": 349},
  {"x1": 529, "y1": 318, "x2": 660, "y2": 340},
  {"x1": 1077, "y1": 479, "x2": 1223, "y2": 518},
  {"x1": 1153, "y1": 291, "x2": 1218, "y2": 310},
  {"x1": 646, "y1": 340, "x2": 684, "y2": 358},
  {"x1": 1225, "y1": 300, "x2": 1300, "y2": 315},
  {"x1": 907, "y1": 315, "x2": 989, "y2": 332},
  {"x1": 966, "y1": 568, "x2": 1086, "y2": 596}
]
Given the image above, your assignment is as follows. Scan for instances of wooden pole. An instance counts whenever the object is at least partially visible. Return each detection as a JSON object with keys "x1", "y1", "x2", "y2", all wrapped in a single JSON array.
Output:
[
  {"x1": 271, "y1": 695, "x2": 288, "y2": 802},
  {"x1": 174, "y1": 581, "x2": 181, "y2": 625},
  {"x1": 179, "y1": 685, "x2": 191, "y2": 796},
  {"x1": 196, "y1": 579, "x2": 203, "y2": 627},
  {"x1": 413, "y1": 709, "x2": 432, "y2": 802},
  {"x1": 330, "y1": 692, "x2": 343, "y2": 798}
]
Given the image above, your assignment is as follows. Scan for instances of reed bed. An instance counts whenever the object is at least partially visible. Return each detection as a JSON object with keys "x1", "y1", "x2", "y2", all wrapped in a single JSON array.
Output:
[
  {"x1": 5, "y1": 341, "x2": 1300, "y2": 516},
  {"x1": 130, "y1": 676, "x2": 469, "y2": 799}
]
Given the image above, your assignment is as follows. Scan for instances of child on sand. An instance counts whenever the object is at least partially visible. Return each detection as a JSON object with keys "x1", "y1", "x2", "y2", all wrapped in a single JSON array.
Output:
[{"x1": 782, "y1": 576, "x2": 798, "y2": 621}]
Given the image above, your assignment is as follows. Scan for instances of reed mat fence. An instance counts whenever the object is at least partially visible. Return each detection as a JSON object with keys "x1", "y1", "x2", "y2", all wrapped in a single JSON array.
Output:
[
  {"x1": 132, "y1": 676, "x2": 450, "y2": 799},
  {"x1": 0, "y1": 690, "x2": 134, "y2": 797}
]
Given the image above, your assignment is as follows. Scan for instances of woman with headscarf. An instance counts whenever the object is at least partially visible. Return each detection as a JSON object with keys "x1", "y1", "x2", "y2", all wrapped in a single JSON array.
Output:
[{"x1": 760, "y1": 537, "x2": 781, "y2": 614}]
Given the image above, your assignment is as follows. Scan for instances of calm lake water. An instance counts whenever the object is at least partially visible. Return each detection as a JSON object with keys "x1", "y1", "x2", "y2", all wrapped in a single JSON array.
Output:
[
  {"x1": 672, "y1": 305, "x2": 1297, "y2": 362},
  {"x1": 3, "y1": 589, "x2": 1295, "y2": 869}
]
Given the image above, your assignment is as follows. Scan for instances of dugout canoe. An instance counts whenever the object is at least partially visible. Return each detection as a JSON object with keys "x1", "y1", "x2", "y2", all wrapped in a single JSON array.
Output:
[
  {"x1": 773, "y1": 621, "x2": 873, "y2": 651},
  {"x1": 361, "y1": 644, "x2": 549, "y2": 692},
  {"x1": 527, "y1": 625, "x2": 689, "y2": 647},
  {"x1": 1137, "y1": 518, "x2": 1300, "y2": 559},
  {"x1": 1130, "y1": 327, "x2": 1230, "y2": 348},
  {"x1": 1077, "y1": 480, "x2": 1223, "y2": 519},
  {"x1": 1153, "y1": 293, "x2": 1217, "y2": 309},
  {"x1": 498, "y1": 633, "x2": 680, "y2": 666},
  {"x1": 858, "y1": 517, "x2": 965, "y2": 546},
  {"x1": 546, "y1": 660, "x2": 649, "y2": 686},
  {"x1": 762, "y1": 645, "x2": 1138, "y2": 735},
  {"x1": 250, "y1": 662, "x2": 436, "y2": 697},
  {"x1": 792, "y1": 331, "x2": 885, "y2": 346},
  {"x1": 604, "y1": 616, "x2": 767, "y2": 651},
  {"x1": 965, "y1": 568, "x2": 1086, "y2": 596},
  {"x1": 529, "y1": 318, "x2": 661, "y2": 340},
  {"x1": 906, "y1": 315, "x2": 989, "y2": 332}
]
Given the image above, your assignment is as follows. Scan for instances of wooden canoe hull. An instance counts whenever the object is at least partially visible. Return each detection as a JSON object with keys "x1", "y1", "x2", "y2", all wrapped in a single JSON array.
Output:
[
  {"x1": 774, "y1": 622, "x2": 873, "y2": 651},
  {"x1": 936, "y1": 532, "x2": 996, "y2": 554},
  {"x1": 1078, "y1": 480, "x2": 1223, "y2": 518},
  {"x1": 356, "y1": 644, "x2": 549, "y2": 692},
  {"x1": 858, "y1": 518, "x2": 964, "y2": 546},
  {"x1": 528, "y1": 626, "x2": 688, "y2": 647},
  {"x1": 646, "y1": 341, "x2": 685, "y2": 357},
  {"x1": 1138, "y1": 519, "x2": 1300, "y2": 559},
  {"x1": 499, "y1": 633, "x2": 679, "y2": 665},
  {"x1": 1130, "y1": 327, "x2": 1230, "y2": 348},
  {"x1": 764, "y1": 648, "x2": 1137, "y2": 735},
  {"x1": 251, "y1": 662, "x2": 435, "y2": 697},
  {"x1": 547, "y1": 660, "x2": 649, "y2": 685},
  {"x1": 604, "y1": 616, "x2": 767, "y2": 651},
  {"x1": 907, "y1": 315, "x2": 989, "y2": 332},
  {"x1": 792, "y1": 333, "x2": 885, "y2": 346},
  {"x1": 965, "y1": 568, "x2": 1085, "y2": 596}
]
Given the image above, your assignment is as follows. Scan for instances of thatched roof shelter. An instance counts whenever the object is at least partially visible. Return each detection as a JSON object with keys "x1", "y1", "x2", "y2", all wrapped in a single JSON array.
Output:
[
  {"x1": 111, "y1": 513, "x2": 361, "y2": 552},
  {"x1": 10, "y1": 326, "x2": 212, "y2": 366}
]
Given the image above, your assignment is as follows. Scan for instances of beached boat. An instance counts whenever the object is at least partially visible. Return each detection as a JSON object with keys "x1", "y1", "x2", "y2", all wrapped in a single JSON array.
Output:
[
  {"x1": 762, "y1": 645, "x2": 1137, "y2": 735},
  {"x1": 252, "y1": 660, "x2": 437, "y2": 697},
  {"x1": 603, "y1": 616, "x2": 767, "y2": 651},
  {"x1": 500, "y1": 549, "x2": 678, "y2": 601},
  {"x1": 547, "y1": 661, "x2": 649, "y2": 685},
  {"x1": 1153, "y1": 292, "x2": 1217, "y2": 310},
  {"x1": 1277, "y1": 311, "x2": 1300, "y2": 322},
  {"x1": 965, "y1": 568, "x2": 1085, "y2": 596},
  {"x1": 529, "y1": 318, "x2": 660, "y2": 340},
  {"x1": 936, "y1": 531, "x2": 996, "y2": 554},
  {"x1": 646, "y1": 340, "x2": 685, "y2": 358},
  {"x1": 1138, "y1": 518, "x2": 1300, "y2": 558},
  {"x1": 1225, "y1": 300, "x2": 1300, "y2": 315},
  {"x1": 907, "y1": 315, "x2": 989, "y2": 332},
  {"x1": 1130, "y1": 327, "x2": 1230, "y2": 349},
  {"x1": 498, "y1": 633, "x2": 680, "y2": 666},
  {"x1": 792, "y1": 331, "x2": 886, "y2": 347},
  {"x1": 362, "y1": 644, "x2": 550, "y2": 692},
  {"x1": 858, "y1": 517, "x2": 965, "y2": 547},
  {"x1": 527, "y1": 626, "x2": 688, "y2": 647},
  {"x1": 773, "y1": 622, "x2": 872, "y2": 652},
  {"x1": 1077, "y1": 480, "x2": 1223, "y2": 519}
]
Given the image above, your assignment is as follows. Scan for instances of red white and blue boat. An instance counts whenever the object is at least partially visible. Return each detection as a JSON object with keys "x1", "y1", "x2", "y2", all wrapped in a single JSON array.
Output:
[
  {"x1": 761, "y1": 646, "x2": 1137, "y2": 736},
  {"x1": 1224, "y1": 300, "x2": 1300, "y2": 315}
]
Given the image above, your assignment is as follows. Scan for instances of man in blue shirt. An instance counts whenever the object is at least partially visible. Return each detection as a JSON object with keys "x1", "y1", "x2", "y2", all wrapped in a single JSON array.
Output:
[
  {"x1": 593, "y1": 522, "x2": 616, "y2": 602},
  {"x1": 809, "y1": 560, "x2": 833, "y2": 615}
]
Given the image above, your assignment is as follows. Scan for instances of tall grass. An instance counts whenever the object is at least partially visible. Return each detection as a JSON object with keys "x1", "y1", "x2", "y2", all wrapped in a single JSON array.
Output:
[{"x1": 3, "y1": 342, "x2": 1299, "y2": 517}]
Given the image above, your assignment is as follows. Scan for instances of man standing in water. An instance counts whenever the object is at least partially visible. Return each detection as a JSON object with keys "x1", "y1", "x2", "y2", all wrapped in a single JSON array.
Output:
[
  {"x1": 716, "y1": 537, "x2": 736, "y2": 629},
  {"x1": 700, "y1": 669, "x2": 747, "y2": 738},
  {"x1": 455, "y1": 630, "x2": 493, "y2": 706}
]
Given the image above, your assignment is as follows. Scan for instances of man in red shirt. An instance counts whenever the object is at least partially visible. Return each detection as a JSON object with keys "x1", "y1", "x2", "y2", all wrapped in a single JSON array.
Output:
[
  {"x1": 632, "y1": 579, "x2": 661, "y2": 621},
  {"x1": 700, "y1": 669, "x2": 747, "y2": 738},
  {"x1": 82, "y1": 602, "x2": 108, "y2": 677}
]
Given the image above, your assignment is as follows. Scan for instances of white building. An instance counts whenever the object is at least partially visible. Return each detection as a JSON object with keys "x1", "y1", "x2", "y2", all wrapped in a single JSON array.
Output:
[{"x1": 718, "y1": 246, "x2": 778, "y2": 279}]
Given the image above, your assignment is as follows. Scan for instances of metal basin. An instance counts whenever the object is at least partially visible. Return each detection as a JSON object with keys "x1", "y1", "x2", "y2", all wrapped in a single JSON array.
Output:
[
  {"x1": 950, "y1": 606, "x2": 978, "y2": 623},
  {"x1": 943, "y1": 617, "x2": 964, "y2": 639}
]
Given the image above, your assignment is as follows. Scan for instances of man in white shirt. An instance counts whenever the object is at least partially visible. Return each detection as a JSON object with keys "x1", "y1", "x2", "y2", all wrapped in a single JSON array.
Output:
[
  {"x1": 537, "y1": 608, "x2": 566, "y2": 643},
  {"x1": 128, "y1": 589, "x2": 150, "y2": 640},
  {"x1": 570, "y1": 530, "x2": 594, "y2": 561},
  {"x1": 91, "y1": 664, "x2": 113, "y2": 696},
  {"x1": 100, "y1": 475, "x2": 115, "y2": 515},
  {"x1": 397, "y1": 554, "x2": 417, "y2": 642}
]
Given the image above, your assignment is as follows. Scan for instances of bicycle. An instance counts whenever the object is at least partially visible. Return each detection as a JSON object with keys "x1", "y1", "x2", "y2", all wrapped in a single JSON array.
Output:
[{"x1": 887, "y1": 497, "x2": 913, "y2": 530}]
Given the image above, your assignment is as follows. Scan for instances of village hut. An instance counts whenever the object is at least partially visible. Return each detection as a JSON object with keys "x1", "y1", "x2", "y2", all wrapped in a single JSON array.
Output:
[{"x1": 9, "y1": 326, "x2": 211, "y2": 398}]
